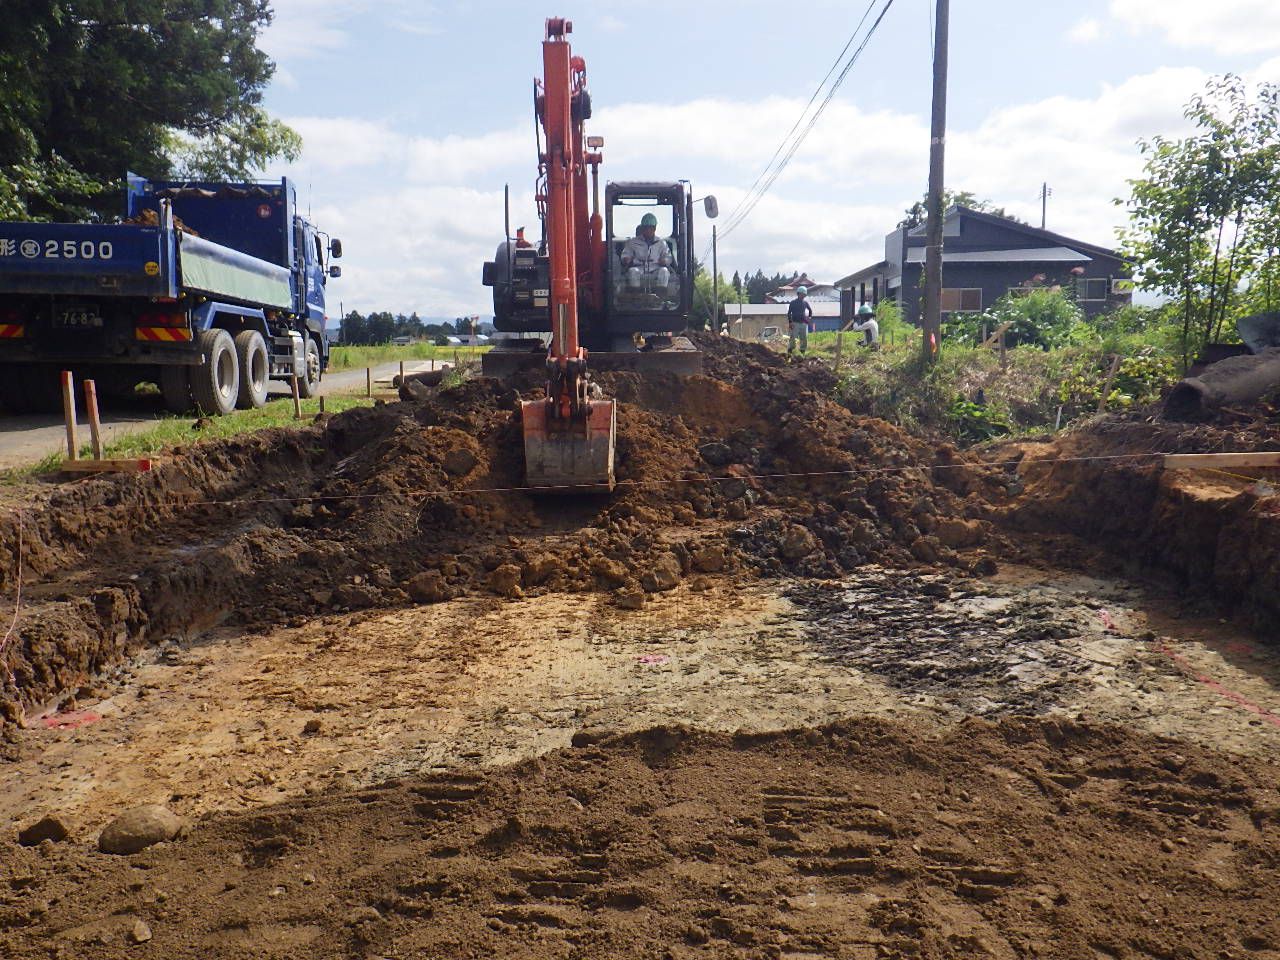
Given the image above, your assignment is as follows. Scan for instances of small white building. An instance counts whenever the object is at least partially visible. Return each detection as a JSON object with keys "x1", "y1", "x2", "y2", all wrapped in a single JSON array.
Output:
[{"x1": 722, "y1": 301, "x2": 842, "y2": 340}]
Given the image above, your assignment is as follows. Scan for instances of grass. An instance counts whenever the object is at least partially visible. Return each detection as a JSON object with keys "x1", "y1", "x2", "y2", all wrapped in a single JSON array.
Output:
[
  {"x1": 327, "y1": 343, "x2": 490, "y2": 372},
  {"x1": 1, "y1": 394, "x2": 378, "y2": 483},
  {"x1": 802, "y1": 329, "x2": 1179, "y2": 444}
]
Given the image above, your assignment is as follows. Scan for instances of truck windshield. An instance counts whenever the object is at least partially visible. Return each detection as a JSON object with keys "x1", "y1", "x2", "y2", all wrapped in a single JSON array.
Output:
[{"x1": 610, "y1": 199, "x2": 679, "y2": 312}]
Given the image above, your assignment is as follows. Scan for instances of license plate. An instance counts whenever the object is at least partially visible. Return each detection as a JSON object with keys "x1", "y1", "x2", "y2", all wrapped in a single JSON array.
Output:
[{"x1": 55, "y1": 308, "x2": 102, "y2": 328}]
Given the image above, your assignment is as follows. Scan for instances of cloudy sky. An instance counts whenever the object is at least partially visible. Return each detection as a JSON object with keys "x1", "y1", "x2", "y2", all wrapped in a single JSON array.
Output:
[{"x1": 256, "y1": 0, "x2": 1280, "y2": 318}]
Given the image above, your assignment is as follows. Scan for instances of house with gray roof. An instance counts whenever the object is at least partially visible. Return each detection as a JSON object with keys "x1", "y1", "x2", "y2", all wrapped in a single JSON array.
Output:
[{"x1": 835, "y1": 205, "x2": 1133, "y2": 323}]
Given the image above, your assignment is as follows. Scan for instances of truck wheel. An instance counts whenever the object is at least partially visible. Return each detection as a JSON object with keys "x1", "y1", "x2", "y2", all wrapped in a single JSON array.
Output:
[
  {"x1": 191, "y1": 328, "x2": 239, "y2": 416},
  {"x1": 233, "y1": 330, "x2": 269, "y2": 409},
  {"x1": 296, "y1": 336, "x2": 322, "y2": 398},
  {"x1": 159, "y1": 366, "x2": 193, "y2": 413}
]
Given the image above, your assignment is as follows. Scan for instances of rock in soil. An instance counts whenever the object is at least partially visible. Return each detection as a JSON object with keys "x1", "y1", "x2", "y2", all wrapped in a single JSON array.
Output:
[
  {"x1": 641, "y1": 553, "x2": 682, "y2": 592},
  {"x1": 17, "y1": 815, "x2": 69, "y2": 846},
  {"x1": 98, "y1": 805, "x2": 185, "y2": 855}
]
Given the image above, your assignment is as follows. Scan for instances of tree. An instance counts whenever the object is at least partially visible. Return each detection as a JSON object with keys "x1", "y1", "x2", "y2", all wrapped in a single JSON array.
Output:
[
  {"x1": 691, "y1": 266, "x2": 746, "y2": 330},
  {"x1": 731, "y1": 270, "x2": 742, "y2": 296},
  {"x1": 341, "y1": 310, "x2": 367, "y2": 345},
  {"x1": 897, "y1": 190, "x2": 1024, "y2": 229},
  {"x1": 1119, "y1": 75, "x2": 1280, "y2": 369},
  {"x1": 0, "y1": 1, "x2": 299, "y2": 220}
]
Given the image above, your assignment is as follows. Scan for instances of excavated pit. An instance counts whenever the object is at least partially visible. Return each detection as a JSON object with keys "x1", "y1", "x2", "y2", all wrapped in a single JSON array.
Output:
[
  {"x1": 986, "y1": 417, "x2": 1280, "y2": 633},
  {"x1": 2, "y1": 336, "x2": 1280, "y2": 959},
  {"x1": 0, "y1": 338, "x2": 1011, "y2": 729}
]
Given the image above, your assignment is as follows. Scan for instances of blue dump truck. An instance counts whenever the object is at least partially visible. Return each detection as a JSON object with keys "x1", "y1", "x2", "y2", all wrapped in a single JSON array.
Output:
[{"x1": 0, "y1": 175, "x2": 342, "y2": 414}]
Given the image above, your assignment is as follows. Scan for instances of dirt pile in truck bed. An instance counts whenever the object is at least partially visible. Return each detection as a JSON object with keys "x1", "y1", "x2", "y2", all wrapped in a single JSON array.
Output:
[
  {"x1": 2, "y1": 716, "x2": 1277, "y2": 960},
  {"x1": 987, "y1": 416, "x2": 1280, "y2": 633},
  {"x1": 0, "y1": 336, "x2": 1007, "y2": 729}
]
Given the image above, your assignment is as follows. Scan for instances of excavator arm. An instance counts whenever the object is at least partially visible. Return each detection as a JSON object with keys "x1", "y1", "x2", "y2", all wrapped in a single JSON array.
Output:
[{"x1": 521, "y1": 17, "x2": 616, "y2": 491}]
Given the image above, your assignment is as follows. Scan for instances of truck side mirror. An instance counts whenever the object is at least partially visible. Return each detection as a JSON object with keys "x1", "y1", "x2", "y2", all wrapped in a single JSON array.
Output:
[
  {"x1": 329, "y1": 265, "x2": 342, "y2": 278},
  {"x1": 703, "y1": 196, "x2": 719, "y2": 219},
  {"x1": 329, "y1": 238, "x2": 343, "y2": 259}
]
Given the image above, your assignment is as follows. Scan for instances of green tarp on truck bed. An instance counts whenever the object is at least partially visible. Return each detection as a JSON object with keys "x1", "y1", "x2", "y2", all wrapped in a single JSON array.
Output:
[{"x1": 178, "y1": 233, "x2": 293, "y2": 310}]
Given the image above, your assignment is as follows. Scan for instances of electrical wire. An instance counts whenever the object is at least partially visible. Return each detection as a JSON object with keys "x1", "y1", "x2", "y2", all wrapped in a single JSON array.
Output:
[
  {"x1": 712, "y1": 0, "x2": 881, "y2": 247},
  {"x1": 707, "y1": 0, "x2": 898, "y2": 257}
]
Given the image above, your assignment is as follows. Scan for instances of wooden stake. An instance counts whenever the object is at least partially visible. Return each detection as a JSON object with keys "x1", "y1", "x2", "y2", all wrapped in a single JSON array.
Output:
[
  {"x1": 291, "y1": 374, "x2": 303, "y2": 419},
  {"x1": 83, "y1": 379, "x2": 103, "y2": 460},
  {"x1": 999, "y1": 332, "x2": 1007, "y2": 372},
  {"x1": 319, "y1": 395, "x2": 326, "y2": 414},
  {"x1": 399, "y1": 360, "x2": 405, "y2": 386},
  {"x1": 61, "y1": 370, "x2": 78, "y2": 460},
  {"x1": 366, "y1": 367, "x2": 372, "y2": 397},
  {"x1": 1097, "y1": 355, "x2": 1123, "y2": 414}
]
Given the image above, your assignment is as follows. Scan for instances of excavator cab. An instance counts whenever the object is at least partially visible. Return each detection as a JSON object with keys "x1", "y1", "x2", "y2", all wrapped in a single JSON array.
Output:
[{"x1": 603, "y1": 182, "x2": 693, "y2": 349}]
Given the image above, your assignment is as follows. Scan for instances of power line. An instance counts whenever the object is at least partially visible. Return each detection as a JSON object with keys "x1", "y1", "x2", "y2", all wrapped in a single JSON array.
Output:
[
  {"x1": 712, "y1": 0, "x2": 880, "y2": 244},
  {"x1": 710, "y1": 0, "x2": 898, "y2": 252}
]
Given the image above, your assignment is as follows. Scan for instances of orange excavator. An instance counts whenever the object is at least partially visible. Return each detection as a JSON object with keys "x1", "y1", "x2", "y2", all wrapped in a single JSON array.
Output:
[{"x1": 482, "y1": 18, "x2": 716, "y2": 491}]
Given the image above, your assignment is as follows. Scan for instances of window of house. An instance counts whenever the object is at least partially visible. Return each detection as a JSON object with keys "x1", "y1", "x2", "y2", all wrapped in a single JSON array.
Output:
[
  {"x1": 941, "y1": 288, "x2": 982, "y2": 312},
  {"x1": 1076, "y1": 277, "x2": 1108, "y2": 301}
]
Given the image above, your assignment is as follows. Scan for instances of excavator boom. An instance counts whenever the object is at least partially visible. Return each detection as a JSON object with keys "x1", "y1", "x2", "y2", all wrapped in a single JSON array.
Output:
[{"x1": 521, "y1": 17, "x2": 617, "y2": 491}]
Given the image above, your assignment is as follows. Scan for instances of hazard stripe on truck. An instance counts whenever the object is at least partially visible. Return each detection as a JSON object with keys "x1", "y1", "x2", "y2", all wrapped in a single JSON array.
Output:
[{"x1": 135, "y1": 326, "x2": 193, "y2": 342}]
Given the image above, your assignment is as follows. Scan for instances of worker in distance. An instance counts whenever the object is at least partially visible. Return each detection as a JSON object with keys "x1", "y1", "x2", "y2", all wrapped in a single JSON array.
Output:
[
  {"x1": 851, "y1": 303, "x2": 880, "y2": 347},
  {"x1": 787, "y1": 285, "x2": 814, "y2": 355},
  {"x1": 621, "y1": 212, "x2": 672, "y2": 290}
]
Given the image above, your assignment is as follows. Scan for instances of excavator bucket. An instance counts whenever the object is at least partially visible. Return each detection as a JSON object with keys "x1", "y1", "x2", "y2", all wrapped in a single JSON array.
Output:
[{"x1": 521, "y1": 398, "x2": 617, "y2": 492}]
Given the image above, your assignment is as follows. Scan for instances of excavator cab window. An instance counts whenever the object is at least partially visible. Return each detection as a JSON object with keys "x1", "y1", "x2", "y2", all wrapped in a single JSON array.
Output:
[{"x1": 608, "y1": 197, "x2": 682, "y2": 313}]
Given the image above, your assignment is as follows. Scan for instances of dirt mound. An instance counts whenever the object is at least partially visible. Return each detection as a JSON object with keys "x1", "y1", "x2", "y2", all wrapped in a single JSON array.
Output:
[
  {"x1": 988, "y1": 417, "x2": 1280, "y2": 633},
  {"x1": 2, "y1": 715, "x2": 1276, "y2": 959},
  {"x1": 0, "y1": 339, "x2": 1003, "y2": 728}
]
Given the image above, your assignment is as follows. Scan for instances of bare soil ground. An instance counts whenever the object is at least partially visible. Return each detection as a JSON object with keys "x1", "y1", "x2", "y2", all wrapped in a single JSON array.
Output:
[{"x1": 1, "y1": 335, "x2": 1279, "y2": 959}]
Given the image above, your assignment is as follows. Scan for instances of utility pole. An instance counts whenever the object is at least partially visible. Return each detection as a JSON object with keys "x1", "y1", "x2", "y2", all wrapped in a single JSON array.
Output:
[
  {"x1": 711, "y1": 225, "x2": 719, "y2": 334},
  {"x1": 921, "y1": 0, "x2": 949, "y2": 365},
  {"x1": 1039, "y1": 182, "x2": 1052, "y2": 229}
]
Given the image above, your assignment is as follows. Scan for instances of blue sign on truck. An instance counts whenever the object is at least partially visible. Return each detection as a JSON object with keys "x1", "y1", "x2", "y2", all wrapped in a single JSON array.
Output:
[{"x1": 0, "y1": 174, "x2": 342, "y2": 415}]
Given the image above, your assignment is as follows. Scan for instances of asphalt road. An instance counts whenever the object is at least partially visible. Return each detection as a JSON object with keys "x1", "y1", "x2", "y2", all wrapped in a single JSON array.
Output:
[{"x1": 0, "y1": 360, "x2": 443, "y2": 470}]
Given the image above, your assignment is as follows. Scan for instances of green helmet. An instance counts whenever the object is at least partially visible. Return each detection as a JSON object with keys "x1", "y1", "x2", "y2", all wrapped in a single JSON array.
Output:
[
  {"x1": 640, "y1": 213, "x2": 659, "y2": 228},
  {"x1": 857, "y1": 303, "x2": 875, "y2": 316},
  {"x1": 796, "y1": 285, "x2": 807, "y2": 296}
]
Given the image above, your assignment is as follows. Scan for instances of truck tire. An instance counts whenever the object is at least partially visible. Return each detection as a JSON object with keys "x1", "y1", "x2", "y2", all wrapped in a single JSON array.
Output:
[
  {"x1": 191, "y1": 328, "x2": 239, "y2": 416},
  {"x1": 233, "y1": 330, "x2": 269, "y2": 409},
  {"x1": 159, "y1": 366, "x2": 193, "y2": 413},
  {"x1": 296, "y1": 336, "x2": 322, "y2": 398}
]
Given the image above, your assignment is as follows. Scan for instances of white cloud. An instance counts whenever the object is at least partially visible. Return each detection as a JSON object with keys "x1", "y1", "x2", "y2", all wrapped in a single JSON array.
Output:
[
  {"x1": 261, "y1": 0, "x2": 438, "y2": 63},
  {"x1": 1109, "y1": 0, "x2": 1280, "y2": 54},
  {"x1": 1068, "y1": 18, "x2": 1102, "y2": 44},
  {"x1": 274, "y1": 60, "x2": 1266, "y2": 315},
  {"x1": 259, "y1": 0, "x2": 368, "y2": 63}
]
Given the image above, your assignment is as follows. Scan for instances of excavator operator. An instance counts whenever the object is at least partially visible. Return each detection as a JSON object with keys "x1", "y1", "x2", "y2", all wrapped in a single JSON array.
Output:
[{"x1": 621, "y1": 212, "x2": 672, "y2": 292}]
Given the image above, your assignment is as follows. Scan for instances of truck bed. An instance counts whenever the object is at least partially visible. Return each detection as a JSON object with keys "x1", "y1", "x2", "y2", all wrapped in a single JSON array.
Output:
[{"x1": 0, "y1": 221, "x2": 293, "y2": 310}]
